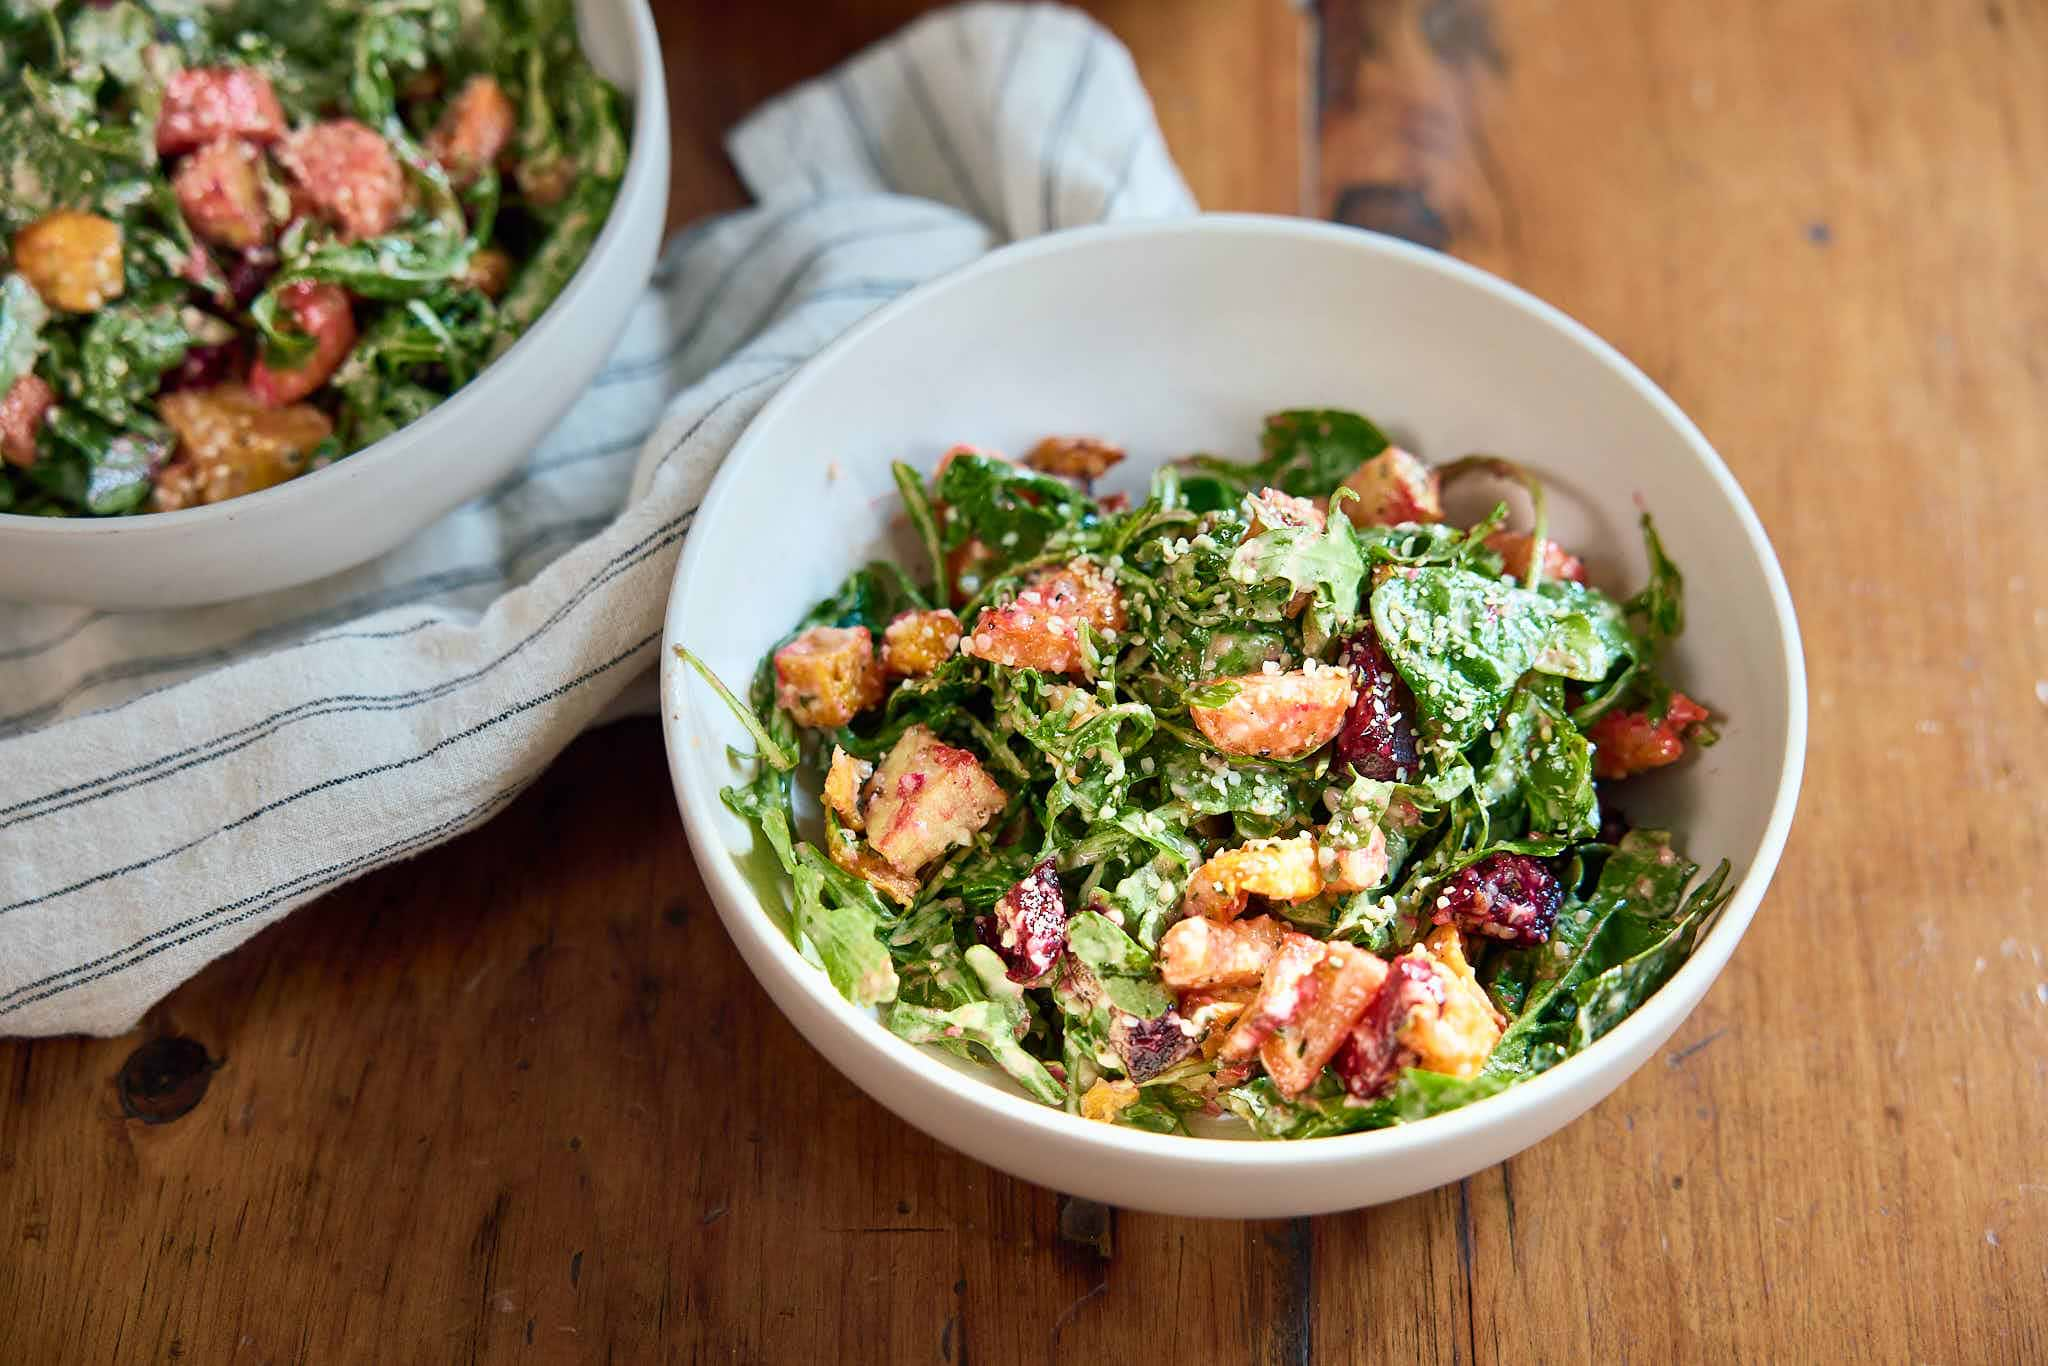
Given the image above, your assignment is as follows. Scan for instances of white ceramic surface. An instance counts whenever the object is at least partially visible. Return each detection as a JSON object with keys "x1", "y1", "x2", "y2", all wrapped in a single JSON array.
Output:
[
  {"x1": 660, "y1": 216, "x2": 1806, "y2": 1218},
  {"x1": 0, "y1": 0, "x2": 669, "y2": 608}
]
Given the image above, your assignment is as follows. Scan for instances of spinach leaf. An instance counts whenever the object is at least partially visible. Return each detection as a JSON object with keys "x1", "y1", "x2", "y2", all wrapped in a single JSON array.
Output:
[
  {"x1": 933, "y1": 451, "x2": 1092, "y2": 557},
  {"x1": 888, "y1": 945, "x2": 1064, "y2": 1104},
  {"x1": 76, "y1": 298, "x2": 191, "y2": 427},
  {"x1": 1371, "y1": 567, "x2": 1624, "y2": 751},
  {"x1": 1066, "y1": 910, "x2": 1173, "y2": 1017},
  {"x1": 1570, "y1": 860, "x2": 1730, "y2": 1047},
  {"x1": 1476, "y1": 678, "x2": 1597, "y2": 841},
  {"x1": 0, "y1": 273, "x2": 47, "y2": 393},
  {"x1": 38, "y1": 406, "x2": 163, "y2": 514}
]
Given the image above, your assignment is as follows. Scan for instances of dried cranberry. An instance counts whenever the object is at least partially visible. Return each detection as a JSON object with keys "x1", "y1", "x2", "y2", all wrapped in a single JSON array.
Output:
[
  {"x1": 1432, "y1": 852, "x2": 1562, "y2": 946},
  {"x1": 1334, "y1": 627, "x2": 1420, "y2": 780},
  {"x1": 991, "y1": 859, "x2": 1068, "y2": 983},
  {"x1": 225, "y1": 248, "x2": 278, "y2": 307},
  {"x1": 158, "y1": 339, "x2": 246, "y2": 393},
  {"x1": 1596, "y1": 790, "x2": 1629, "y2": 847},
  {"x1": 1333, "y1": 955, "x2": 1445, "y2": 1098},
  {"x1": 1110, "y1": 1010, "x2": 1198, "y2": 1082}
]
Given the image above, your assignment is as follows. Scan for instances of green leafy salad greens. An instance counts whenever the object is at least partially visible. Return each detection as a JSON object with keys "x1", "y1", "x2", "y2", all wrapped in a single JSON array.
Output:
[
  {"x1": 683, "y1": 411, "x2": 1730, "y2": 1139},
  {"x1": 0, "y1": 0, "x2": 626, "y2": 516}
]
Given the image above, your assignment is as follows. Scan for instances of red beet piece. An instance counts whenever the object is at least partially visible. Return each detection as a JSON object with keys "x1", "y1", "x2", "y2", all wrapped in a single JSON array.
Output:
[
  {"x1": 225, "y1": 248, "x2": 279, "y2": 308},
  {"x1": 1333, "y1": 954, "x2": 1444, "y2": 1099},
  {"x1": 158, "y1": 339, "x2": 247, "y2": 394},
  {"x1": 1334, "y1": 627, "x2": 1420, "y2": 780},
  {"x1": 991, "y1": 859, "x2": 1069, "y2": 983},
  {"x1": 1431, "y1": 852, "x2": 1562, "y2": 946}
]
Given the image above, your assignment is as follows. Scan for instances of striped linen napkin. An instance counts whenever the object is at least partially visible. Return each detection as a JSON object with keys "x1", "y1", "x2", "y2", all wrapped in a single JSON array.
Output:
[{"x1": 0, "y1": 2, "x2": 1194, "y2": 1037}]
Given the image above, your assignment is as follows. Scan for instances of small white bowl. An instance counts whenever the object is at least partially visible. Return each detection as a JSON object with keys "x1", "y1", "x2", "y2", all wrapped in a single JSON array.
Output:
[
  {"x1": 0, "y1": 0, "x2": 669, "y2": 608},
  {"x1": 660, "y1": 216, "x2": 1806, "y2": 1217}
]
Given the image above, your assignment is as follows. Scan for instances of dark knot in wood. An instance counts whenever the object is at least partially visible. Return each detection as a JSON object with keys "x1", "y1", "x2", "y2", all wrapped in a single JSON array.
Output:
[
  {"x1": 1332, "y1": 181, "x2": 1451, "y2": 251},
  {"x1": 116, "y1": 1036, "x2": 218, "y2": 1125}
]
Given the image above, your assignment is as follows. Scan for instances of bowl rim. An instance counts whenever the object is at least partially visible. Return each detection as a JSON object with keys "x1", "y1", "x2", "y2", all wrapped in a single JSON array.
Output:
[
  {"x1": 0, "y1": 0, "x2": 666, "y2": 538},
  {"x1": 662, "y1": 212, "x2": 1808, "y2": 1163}
]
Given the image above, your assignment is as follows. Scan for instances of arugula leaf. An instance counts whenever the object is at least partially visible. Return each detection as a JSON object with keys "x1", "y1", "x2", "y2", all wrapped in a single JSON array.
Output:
[
  {"x1": 1229, "y1": 497, "x2": 1365, "y2": 649},
  {"x1": 1625, "y1": 513, "x2": 1684, "y2": 648},
  {"x1": 1189, "y1": 407, "x2": 1391, "y2": 498}
]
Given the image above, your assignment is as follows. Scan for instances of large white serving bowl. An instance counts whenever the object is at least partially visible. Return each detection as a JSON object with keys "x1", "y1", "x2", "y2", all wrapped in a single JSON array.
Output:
[
  {"x1": 0, "y1": 0, "x2": 668, "y2": 608},
  {"x1": 660, "y1": 215, "x2": 1806, "y2": 1218}
]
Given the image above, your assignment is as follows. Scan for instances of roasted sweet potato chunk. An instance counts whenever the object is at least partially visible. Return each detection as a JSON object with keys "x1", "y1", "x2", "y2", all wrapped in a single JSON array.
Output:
[
  {"x1": 1025, "y1": 434, "x2": 1123, "y2": 480},
  {"x1": 428, "y1": 75, "x2": 516, "y2": 186},
  {"x1": 822, "y1": 746, "x2": 873, "y2": 831},
  {"x1": 456, "y1": 246, "x2": 514, "y2": 299},
  {"x1": 1587, "y1": 693, "x2": 1710, "y2": 780},
  {"x1": 1220, "y1": 932, "x2": 1326, "y2": 1061},
  {"x1": 248, "y1": 282, "x2": 356, "y2": 406},
  {"x1": 1259, "y1": 942, "x2": 1389, "y2": 1097},
  {"x1": 962, "y1": 559, "x2": 1125, "y2": 677},
  {"x1": 158, "y1": 383, "x2": 333, "y2": 504},
  {"x1": 0, "y1": 374, "x2": 54, "y2": 468},
  {"x1": 156, "y1": 66, "x2": 286, "y2": 156},
  {"x1": 1335, "y1": 932, "x2": 1503, "y2": 1098},
  {"x1": 1244, "y1": 486, "x2": 1325, "y2": 537},
  {"x1": 1189, "y1": 665, "x2": 1354, "y2": 761},
  {"x1": 772, "y1": 625, "x2": 883, "y2": 728},
  {"x1": 1158, "y1": 913, "x2": 1285, "y2": 991},
  {"x1": 174, "y1": 138, "x2": 273, "y2": 249},
  {"x1": 862, "y1": 724, "x2": 1007, "y2": 874},
  {"x1": 1320, "y1": 823, "x2": 1389, "y2": 894},
  {"x1": 1339, "y1": 446, "x2": 1442, "y2": 527},
  {"x1": 275, "y1": 119, "x2": 406, "y2": 241},
  {"x1": 824, "y1": 811, "x2": 920, "y2": 906},
  {"x1": 13, "y1": 212, "x2": 124, "y2": 313}
]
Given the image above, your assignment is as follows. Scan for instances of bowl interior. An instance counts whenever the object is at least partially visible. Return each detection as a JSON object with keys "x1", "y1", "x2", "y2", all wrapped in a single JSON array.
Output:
[{"x1": 665, "y1": 215, "x2": 1803, "y2": 1147}]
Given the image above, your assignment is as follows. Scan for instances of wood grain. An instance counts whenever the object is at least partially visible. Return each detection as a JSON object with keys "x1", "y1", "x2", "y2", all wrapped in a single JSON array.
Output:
[{"x1": 6, "y1": 0, "x2": 2048, "y2": 1360}]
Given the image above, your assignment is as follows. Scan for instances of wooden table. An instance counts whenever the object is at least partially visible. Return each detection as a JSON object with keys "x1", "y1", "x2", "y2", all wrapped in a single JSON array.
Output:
[{"x1": 6, "y1": 2, "x2": 2045, "y2": 1359}]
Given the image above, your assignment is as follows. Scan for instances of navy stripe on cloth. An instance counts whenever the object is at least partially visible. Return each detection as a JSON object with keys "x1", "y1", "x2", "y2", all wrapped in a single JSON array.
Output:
[
  {"x1": 0, "y1": 629, "x2": 660, "y2": 920},
  {"x1": 0, "y1": 510, "x2": 691, "y2": 830}
]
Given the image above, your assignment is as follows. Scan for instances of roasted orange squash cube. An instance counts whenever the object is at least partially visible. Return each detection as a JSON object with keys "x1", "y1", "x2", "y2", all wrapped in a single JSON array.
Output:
[
  {"x1": 881, "y1": 609, "x2": 962, "y2": 677},
  {"x1": 772, "y1": 625, "x2": 883, "y2": 729}
]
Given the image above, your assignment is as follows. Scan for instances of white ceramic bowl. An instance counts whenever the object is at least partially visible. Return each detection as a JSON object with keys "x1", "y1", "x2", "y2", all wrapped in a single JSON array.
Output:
[
  {"x1": 660, "y1": 216, "x2": 1805, "y2": 1218},
  {"x1": 0, "y1": 0, "x2": 669, "y2": 608}
]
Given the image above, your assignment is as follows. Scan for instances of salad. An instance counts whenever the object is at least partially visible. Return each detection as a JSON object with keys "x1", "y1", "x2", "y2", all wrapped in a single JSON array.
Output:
[
  {"x1": 0, "y1": 0, "x2": 627, "y2": 516},
  {"x1": 684, "y1": 410, "x2": 1730, "y2": 1139}
]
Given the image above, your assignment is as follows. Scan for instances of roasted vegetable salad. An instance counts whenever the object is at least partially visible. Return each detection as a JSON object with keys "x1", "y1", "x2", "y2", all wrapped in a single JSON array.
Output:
[
  {"x1": 0, "y1": 0, "x2": 627, "y2": 516},
  {"x1": 683, "y1": 411, "x2": 1730, "y2": 1139}
]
